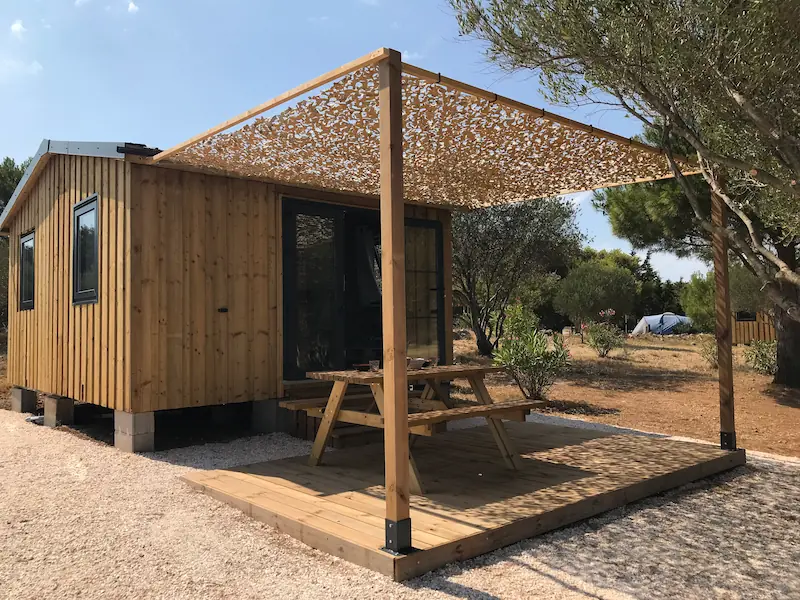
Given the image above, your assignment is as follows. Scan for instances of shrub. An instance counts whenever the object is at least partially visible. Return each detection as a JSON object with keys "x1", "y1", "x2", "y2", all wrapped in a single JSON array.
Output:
[
  {"x1": 494, "y1": 304, "x2": 569, "y2": 400},
  {"x1": 670, "y1": 321, "x2": 696, "y2": 335},
  {"x1": 744, "y1": 340, "x2": 778, "y2": 375},
  {"x1": 586, "y1": 322, "x2": 624, "y2": 357},
  {"x1": 699, "y1": 337, "x2": 718, "y2": 369}
]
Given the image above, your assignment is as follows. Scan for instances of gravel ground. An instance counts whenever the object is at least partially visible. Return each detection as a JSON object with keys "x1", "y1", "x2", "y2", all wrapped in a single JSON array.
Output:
[{"x1": 2, "y1": 410, "x2": 799, "y2": 600}]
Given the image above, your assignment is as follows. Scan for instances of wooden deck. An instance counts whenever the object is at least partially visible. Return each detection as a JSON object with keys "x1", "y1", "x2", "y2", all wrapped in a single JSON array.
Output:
[{"x1": 182, "y1": 421, "x2": 746, "y2": 581}]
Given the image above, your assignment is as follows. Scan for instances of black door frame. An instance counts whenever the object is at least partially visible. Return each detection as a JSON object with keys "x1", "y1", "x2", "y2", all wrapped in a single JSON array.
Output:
[
  {"x1": 282, "y1": 198, "x2": 446, "y2": 380},
  {"x1": 282, "y1": 198, "x2": 346, "y2": 380}
]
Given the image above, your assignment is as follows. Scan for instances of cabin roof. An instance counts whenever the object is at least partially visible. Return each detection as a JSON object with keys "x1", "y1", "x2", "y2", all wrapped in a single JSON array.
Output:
[
  {"x1": 0, "y1": 140, "x2": 159, "y2": 231},
  {"x1": 151, "y1": 47, "x2": 697, "y2": 210}
]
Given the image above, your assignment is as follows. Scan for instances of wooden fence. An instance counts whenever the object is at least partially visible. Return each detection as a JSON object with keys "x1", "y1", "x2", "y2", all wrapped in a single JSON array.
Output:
[{"x1": 732, "y1": 312, "x2": 775, "y2": 345}]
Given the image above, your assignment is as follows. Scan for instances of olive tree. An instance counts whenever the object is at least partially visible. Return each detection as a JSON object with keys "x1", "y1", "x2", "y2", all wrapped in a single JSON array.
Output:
[
  {"x1": 453, "y1": 197, "x2": 583, "y2": 355},
  {"x1": 450, "y1": 0, "x2": 800, "y2": 385}
]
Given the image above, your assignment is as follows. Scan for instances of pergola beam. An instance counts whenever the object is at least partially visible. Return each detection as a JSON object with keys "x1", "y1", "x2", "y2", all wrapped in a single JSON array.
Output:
[
  {"x1": 151, "y1": 47, "x2": 391, "y2": 163},
  {"x1": 711, "y1": 190, "x2": 736, "y2": 450},
  {"x1": 379, "y1": 50, "x2": 412, "y2": 553}
]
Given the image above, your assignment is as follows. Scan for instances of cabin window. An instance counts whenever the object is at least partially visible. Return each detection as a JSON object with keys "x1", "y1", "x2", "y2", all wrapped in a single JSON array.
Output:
[
  {"x1": 735, "y1": 311, "x2": 757, "y2": 322},
  {"x1": 73, "y1": 195, "x2": 99, "y2": 304},
  {"x1": 19, "y1": 231, "x2": 35, "y2": 311}
]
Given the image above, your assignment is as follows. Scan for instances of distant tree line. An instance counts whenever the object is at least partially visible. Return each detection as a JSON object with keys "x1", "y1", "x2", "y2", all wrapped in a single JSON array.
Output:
[{"x1": 0, "y1": 156, "x2": 32, "y2": 330}]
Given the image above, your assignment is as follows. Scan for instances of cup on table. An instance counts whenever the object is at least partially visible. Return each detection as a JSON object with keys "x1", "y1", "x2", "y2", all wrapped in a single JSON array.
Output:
[{"x1": 369, "y1": 360, "x2": 381, "y2": 372}]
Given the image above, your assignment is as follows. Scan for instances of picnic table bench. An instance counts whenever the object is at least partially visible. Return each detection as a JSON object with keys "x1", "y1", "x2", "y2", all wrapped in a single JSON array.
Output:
[{"x1": 285, "y1": 364, "x2": 544, "y2": 494}]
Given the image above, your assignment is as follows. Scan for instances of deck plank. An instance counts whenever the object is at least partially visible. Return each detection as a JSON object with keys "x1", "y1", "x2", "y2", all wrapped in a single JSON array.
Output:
[{"x1": 182, "y1": 420, "x2": 746, "y2": 581}]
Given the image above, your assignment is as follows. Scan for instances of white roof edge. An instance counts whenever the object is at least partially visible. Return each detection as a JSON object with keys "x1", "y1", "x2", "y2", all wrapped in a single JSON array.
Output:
[{"x1": 0, "y1": 140, "x2": 131, "y2": 232}]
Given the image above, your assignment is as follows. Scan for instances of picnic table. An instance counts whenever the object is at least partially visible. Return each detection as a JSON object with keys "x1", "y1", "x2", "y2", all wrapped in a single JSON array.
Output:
[{"x1": 295, "y1": 364, "x2": 544, "y2": 494}]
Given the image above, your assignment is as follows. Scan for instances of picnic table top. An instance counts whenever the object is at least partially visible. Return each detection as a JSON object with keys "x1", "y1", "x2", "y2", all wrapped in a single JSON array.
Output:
[{"x1": 305, "y1": 364, "x2": 504, "y2": 384}]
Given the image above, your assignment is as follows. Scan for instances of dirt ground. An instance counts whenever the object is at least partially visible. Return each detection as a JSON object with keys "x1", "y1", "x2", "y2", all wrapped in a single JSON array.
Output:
[{"x1": 454, "y1": 332, "x2": 800, "y2": 457}]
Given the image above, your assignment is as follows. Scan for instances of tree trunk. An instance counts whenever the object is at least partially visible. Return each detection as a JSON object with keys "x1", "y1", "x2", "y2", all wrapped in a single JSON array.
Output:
[
  {"x1": 475, "y1": 329, "x2": 494, "y2": 356},
  {"x1": 774, "y1": 243, "x2": 800, "y2": 387},
  {"x1": 774, "y1": 308, "x2": 800, "y2": 387}
]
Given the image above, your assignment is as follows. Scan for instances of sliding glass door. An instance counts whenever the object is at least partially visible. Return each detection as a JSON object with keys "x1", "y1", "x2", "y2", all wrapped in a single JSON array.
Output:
[
  {"x1": 283, "y1": 199, "x2": 445, "y2": 380},
  {"x1": 283, "y1": 202, "x2": 345, "y2": 379}
]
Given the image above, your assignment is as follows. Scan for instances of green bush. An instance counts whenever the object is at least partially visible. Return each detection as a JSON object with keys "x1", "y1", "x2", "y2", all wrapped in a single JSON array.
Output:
[
  {"x1": 494, "y1": 304, "x2": 569, "y2": 400},
  {"x1": 699, "y1": 337, "x2": 718, "y2": 369},
  {"x1": 586, "y1": 322, "x2": 625, "y2": 357},
  {"x1": 744, "y1": 340, "x2": 777, "y2": 375},
  {"x1": 670, "y1": 321, "x2": 696, "y2": 335}
]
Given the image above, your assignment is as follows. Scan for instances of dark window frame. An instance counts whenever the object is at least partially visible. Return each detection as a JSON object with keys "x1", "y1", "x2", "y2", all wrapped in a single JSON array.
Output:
[
  {"x1": 72, "y1": 194, "x2": 99, "y2": 305},
  {"x1": 19, "y1": 230, "x2": 35, "y2": 311}
]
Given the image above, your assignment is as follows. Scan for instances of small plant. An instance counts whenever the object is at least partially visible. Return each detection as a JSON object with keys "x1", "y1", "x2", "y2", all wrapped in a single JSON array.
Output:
[
  {"x1": 699, "y1": 337, "x2": 718, "y2": 369},
  {"x1": 670, "y1": 322, "x2": 695, "y2": 335},
  {"x1": 744, "y1": 340, "x2": 777, "y2": 375},
  {"x1": 494, "y1": 304, "x2": 569, "y2": 400},
  {"x1": 586, "y1": 322, "x2": 624, "y2": 357},
  {"x1": 598, "y1": 308, "x2": 616, "y2": 322}
]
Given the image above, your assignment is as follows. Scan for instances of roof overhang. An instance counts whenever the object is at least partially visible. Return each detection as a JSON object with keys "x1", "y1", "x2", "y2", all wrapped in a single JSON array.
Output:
[{"x1": 150, "y1": 47, "x2": 697, "y2": 210}]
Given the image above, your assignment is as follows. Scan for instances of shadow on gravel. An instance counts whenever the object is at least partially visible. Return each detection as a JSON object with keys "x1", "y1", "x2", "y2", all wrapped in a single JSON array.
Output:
[{"x1": 412, "y1": 463, "x2": 790, "y2": 600}]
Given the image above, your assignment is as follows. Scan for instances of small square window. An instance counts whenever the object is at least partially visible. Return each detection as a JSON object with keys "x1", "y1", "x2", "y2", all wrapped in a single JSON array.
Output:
[
  {"x1": 20, "y1": 231, "x2": 34, "y2": 311},
  {"x1": 73, "y1": 194, "x2": 99, "y2": 305}
]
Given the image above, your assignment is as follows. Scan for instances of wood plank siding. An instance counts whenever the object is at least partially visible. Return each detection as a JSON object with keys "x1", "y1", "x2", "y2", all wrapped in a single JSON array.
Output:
[
  {"x1": 128, "y1": 164, "x2": 282, "y2": 413},
  {"x1": 732, "y1": 312, "x2": 776, "y2": 345},
  {"x1": 7, "y1": 154, "x2": 131, "y2": 410},
  {"x1": 7, "y1": 158, "x2": 453, "y2": 415}
]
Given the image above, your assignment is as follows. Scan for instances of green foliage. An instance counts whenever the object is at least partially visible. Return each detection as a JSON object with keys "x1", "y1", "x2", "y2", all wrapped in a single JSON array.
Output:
[
  {"x1": 0, "y1": 157, "x2": 31, "y2": 210},
  {"x1": 730, "y1": 264, "x2": 771, "y2": 315},
  {"x1": 680, "y1": 273, "x2": 715, "y2": 333},
  {"x1": 453, "y1": 197, "x2": 584, "y2": 355},
  {"x1": 744, "y1": 340, "x2": 778, "y2": 376},
  {"x1": 585, "y1": 322, "x2": 624, "y2": 358},
  {"x1": 0, "y1": 157, "x2": 30, "y2": 330},
  {"x1": 450, "y1": 0, "x2": 800, "y2": 362},
  {"x1": 593, "y1": 178, "x2": 711, "y2": 261},
  {"x1": 699, "y1": 337, "x2": 718, "y2": 369},
  {"x1": 669, "y1": 321, "x2": 695, "y2": 335},
  {"x1": 494, "y1": 304, "x2": 569, "y2": 400},
  {"x1": 553, "y1": 259, "x2": 637, "y2": 327}
]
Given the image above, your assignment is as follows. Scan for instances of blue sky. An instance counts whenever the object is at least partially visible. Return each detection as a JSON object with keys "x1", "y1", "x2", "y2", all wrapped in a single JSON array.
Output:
[{"x1": 2, "y1": 0, "x2": 706, "y2": 281}]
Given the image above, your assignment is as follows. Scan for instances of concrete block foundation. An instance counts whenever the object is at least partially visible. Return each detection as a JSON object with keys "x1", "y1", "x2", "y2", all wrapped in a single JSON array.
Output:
[
  {"x1": 11, "y1": 387, "x2": 37, "y2": 414},
  {"x1": 252, "y1": 398, "x2": 290, "y2": 434},
  {"x1": 114, "y1": 411, "x2": 155, "y2": 453},
  {"x1": 43, "y1": 395, "x2": 74, "y2": 427}
]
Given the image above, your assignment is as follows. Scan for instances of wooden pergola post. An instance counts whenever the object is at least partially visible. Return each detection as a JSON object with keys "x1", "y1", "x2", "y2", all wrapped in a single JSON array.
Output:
[
  {"x1": 711, "y1": 190, "x2": 736, "y2": 450},
  {"x1": 379, "y1": 49, "x2": 412, "y2": 552}
]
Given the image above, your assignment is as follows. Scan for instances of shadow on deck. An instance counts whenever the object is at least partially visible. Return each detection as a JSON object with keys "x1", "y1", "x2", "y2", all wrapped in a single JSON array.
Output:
[{"x1": 182, "y1": 421, "x2": 746, "y2": 581}]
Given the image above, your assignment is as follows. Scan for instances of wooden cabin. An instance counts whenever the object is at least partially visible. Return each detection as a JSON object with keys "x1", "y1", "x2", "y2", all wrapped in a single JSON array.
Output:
[
  {"x1": 3, "y1": 49, "x2": 746, "y2": 573},
  {"x1": 2, "y1": 140, "x2": 453, "y2": 450}
]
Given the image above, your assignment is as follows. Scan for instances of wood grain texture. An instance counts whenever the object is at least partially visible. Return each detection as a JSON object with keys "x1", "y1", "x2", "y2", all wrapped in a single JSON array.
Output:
[
  {"x1": 183, "y1": 421, "x2": 746, "y2": 581},
  {"x1": 379, "y1": 51, "x2": 410, "y2": 523},
  {"x1": 306, "y1": 364, "x2": 504, "y2": 384},
  {"x1": 7, "y1": 157, "x2": 453, "y2": 416},
  {"x1": 711, "y1": 191, "x2": 735, "y2": 441},
  {"x1": 128, "y1": 164, "x2": 282, "y2": 412},
  {"x1": 6, "y1": 155, "x2": 130, "y2": 410}
]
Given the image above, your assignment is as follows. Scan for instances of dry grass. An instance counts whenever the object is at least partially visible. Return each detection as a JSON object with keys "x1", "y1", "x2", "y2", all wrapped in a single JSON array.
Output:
[{"x1": 456, "y1": 331, "x2": 800, "y2": 457}]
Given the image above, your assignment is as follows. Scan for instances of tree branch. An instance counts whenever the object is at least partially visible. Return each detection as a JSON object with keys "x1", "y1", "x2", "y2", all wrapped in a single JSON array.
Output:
[
  {"x1": 699, "y1": 160, "x2": 800, "y2": 287},
  {"x1": 638, "y1": 83, "x2": 800, "y2": 199}
]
